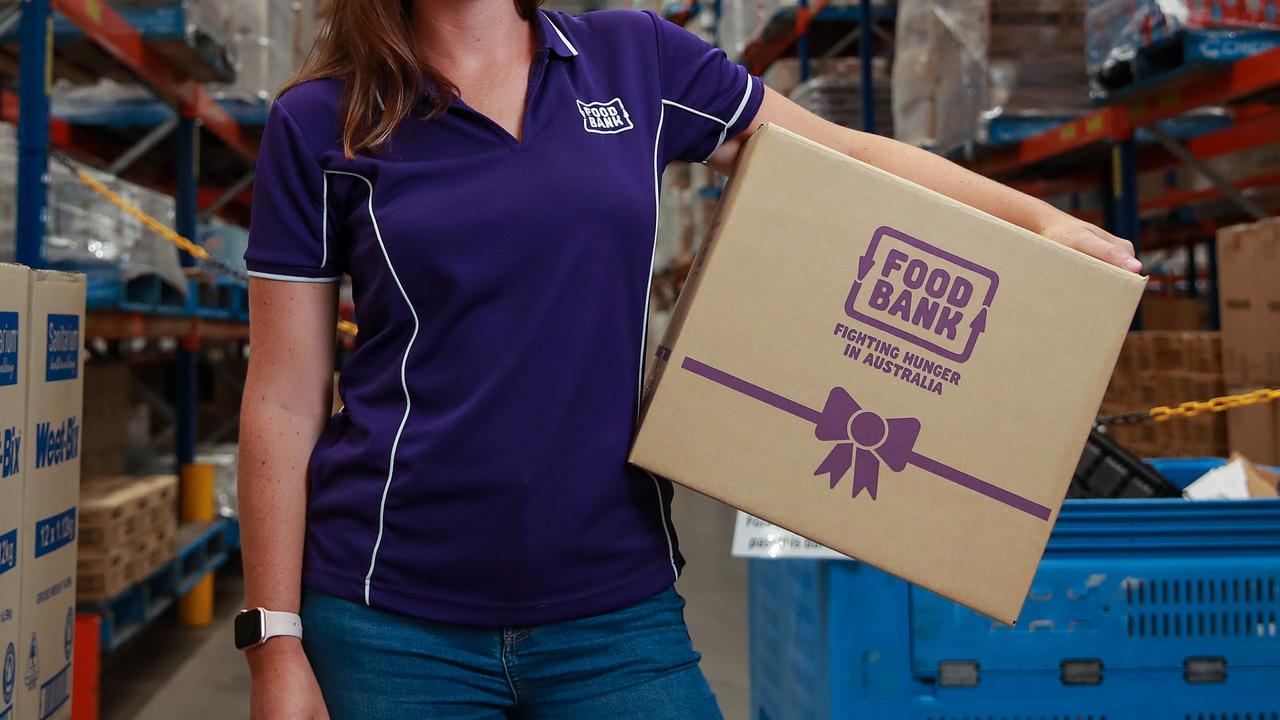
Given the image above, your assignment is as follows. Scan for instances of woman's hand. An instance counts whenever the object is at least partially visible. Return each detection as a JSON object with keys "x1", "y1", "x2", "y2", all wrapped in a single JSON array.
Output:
[
  {"x1": 248, "y1": 640, "x2": 330, "y2": 720},
  {"x1": 1038, "y1": 216, "x2": 1143, "y2": 273}
]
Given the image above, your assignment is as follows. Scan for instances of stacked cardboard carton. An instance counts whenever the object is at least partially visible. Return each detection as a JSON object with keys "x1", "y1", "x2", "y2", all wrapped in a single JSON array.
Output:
[
  {"x1": 18, "y1": 270, "x2": 85, "y2": 720},
  {"x1": 893, "y1": 0, "x2": 1092, "y2": 152},
  {"x1": 77, "y1": 476, "x2": 179, "y2": 602},
  {"x1": 1217, "y1": 219, "x2": 1280, "y2": 466},
  {"x1": 79, "y1": 363, "x2": 130, "y2": 478},
  {"x1": 0, "y1": 264, "x2": 30, "y2": 720},
  {"x1": 1102, "y1": 331, "x2": 1228, "y2": 457}
]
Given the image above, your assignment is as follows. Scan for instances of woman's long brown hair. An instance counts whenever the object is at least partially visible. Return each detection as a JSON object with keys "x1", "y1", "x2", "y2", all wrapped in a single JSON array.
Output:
[{"x1": 284, "y1": 0, "x2": 540, "y2": 158}]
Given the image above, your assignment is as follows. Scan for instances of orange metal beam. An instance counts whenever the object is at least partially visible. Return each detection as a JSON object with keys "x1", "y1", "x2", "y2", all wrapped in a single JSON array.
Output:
[{"x1": 971, "y1": 46, "x2": 1280, "y2": 179}]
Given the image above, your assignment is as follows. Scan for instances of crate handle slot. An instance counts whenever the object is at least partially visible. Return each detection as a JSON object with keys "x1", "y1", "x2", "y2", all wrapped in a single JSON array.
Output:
[
  {"x1": 1061, "y1": 659, "x2": 1103, "y2": 685},
  {"x1": 1183, "y1": 656, "x2": 1226, "y2": 684}
]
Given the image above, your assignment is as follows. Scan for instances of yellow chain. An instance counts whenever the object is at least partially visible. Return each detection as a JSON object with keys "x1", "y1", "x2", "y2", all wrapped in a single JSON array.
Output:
[
  {"x1": 1150, "y1": 388, "x2": 1280, "y2": 421},
  {"x1": 69, "y1": 166, "x2": 359, "y2": 337},
  {"x1": 74, "y1": 168, "x2": 215, "y2": 263}
]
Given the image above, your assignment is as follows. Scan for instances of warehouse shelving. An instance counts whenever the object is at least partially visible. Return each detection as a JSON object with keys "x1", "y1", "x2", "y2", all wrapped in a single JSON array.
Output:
[
  {"x1": 951, "y1": 43, "x2": 1280, "y2": 330},
  {"x1": 8, "y1": 0, "x2": 260, "y2": 473},
  {"x1": 5, "y1": 1, "x2": 258, "y2": 682}
]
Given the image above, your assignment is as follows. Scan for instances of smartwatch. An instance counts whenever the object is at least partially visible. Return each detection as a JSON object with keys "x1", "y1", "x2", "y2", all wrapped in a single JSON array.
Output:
[{"x1": 234, "y1": 608, "x2": 303, "y2": 650}]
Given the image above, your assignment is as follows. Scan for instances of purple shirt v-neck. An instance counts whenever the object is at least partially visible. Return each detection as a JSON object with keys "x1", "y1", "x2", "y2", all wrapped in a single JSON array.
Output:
[{"x1": 245, "y1": 9, "x2": 764, "y2": 625}]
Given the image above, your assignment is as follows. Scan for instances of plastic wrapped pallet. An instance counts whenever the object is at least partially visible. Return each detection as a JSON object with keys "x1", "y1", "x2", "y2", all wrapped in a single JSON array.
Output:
[
  {"x1": 1086, "y1": 0, "x2": 1280, "y2": 91},
  {"x1": 109, "y1": 0, "x2": 237, "y2": 55},
  {"x1": 214, "y1": 0, "x2": 303, "y2": 101},
  {"x1": 778, "y1": 57, "x2": 894, "y2": 135},
  {"x1": 893, "y1": 0, "x2": 1091, "y2": 153},
  {"x1": 719, "y1": 0, "x2": 891, "y2": 64},
  {"x1": 0, "y1": 124, "x2": 188, "y2": 296}
]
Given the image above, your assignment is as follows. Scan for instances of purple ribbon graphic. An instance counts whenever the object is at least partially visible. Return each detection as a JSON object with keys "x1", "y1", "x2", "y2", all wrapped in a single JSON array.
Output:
[{"x1": 679, "y1": 356, "x2": 1052, "y2": 521}]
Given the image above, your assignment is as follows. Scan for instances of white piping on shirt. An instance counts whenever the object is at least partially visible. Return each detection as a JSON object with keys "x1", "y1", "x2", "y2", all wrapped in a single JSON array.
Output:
[
  {"x1": 321, "y1": 172, "x2": 329, "y2": 268},
  {"x1": 658, "y1": 73, "x2": 756, "y2": 164},
  {"x1": 246, "y1": 270, "x2": 341, "y2": 283},
  {"x1": 716, "y1": 76, "x2": 756, "y2": 154},
  {"x1": 645, "y1": 103, "x2": 680, "y2": 582},
  {"x1": 543, "y1": 11, "x2": 579, "y2": 56},
  {"x1": 323, "y1": 169, "x2": 421, "y2": 606}
]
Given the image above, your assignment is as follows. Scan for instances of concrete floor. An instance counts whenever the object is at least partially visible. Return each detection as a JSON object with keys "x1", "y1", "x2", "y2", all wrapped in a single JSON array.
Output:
[{"x1": 100, "y1": 487, "x2": 750, "y2": 720}]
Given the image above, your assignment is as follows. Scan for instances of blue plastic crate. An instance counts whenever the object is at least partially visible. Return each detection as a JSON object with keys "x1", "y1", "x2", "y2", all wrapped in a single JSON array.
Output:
[{"x1": 749, "y1": 459, "x2": 1280, "y2": 719}]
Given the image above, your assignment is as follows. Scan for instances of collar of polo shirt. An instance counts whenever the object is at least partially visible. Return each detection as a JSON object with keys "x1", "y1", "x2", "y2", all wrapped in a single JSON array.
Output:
[
  {"x1": 416, "y1": 10, "x2": 578, "y2": 110},
  {"x1": 534, "y1": 9, "x2": 580, "y2": 59}
]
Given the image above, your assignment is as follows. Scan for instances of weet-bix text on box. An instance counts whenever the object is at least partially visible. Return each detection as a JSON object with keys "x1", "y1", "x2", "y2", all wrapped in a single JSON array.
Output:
[
  {"x1": 0, "y1": 265, "x2": 31, "y2": 720},
  {"x1": 631, "y1": 125, "x2": 1145, "y2": 623},
  {"x1": 17, "y1": 271, "x2": 84, "y2": 720}
]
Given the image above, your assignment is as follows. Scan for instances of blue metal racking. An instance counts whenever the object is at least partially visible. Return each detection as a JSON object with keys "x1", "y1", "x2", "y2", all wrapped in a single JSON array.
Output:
[{"x1": 8, "y1": 0, "x2": 260, "y2": 477}]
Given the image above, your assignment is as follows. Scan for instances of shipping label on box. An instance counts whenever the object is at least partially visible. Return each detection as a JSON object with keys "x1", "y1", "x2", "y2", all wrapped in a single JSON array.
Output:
[
  {"x1": 0, "y1": 265, "x2": 31, "y2": 720},
  {"x1": 18, "y1": 272, "x2": 85, "y2": 720},
  {"x1": 630, "y1": 125, "x2": 1145, "y2": 624}
]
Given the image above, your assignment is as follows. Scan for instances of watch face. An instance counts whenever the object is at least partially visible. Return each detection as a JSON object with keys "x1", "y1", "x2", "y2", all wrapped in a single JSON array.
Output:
[{"x1": 234, "y1": 609, "x2": 263, "y2": 650}]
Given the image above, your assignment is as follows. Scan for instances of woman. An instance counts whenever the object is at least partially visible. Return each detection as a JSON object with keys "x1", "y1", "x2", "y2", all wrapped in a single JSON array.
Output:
[{"x1": 237, "y1": 0, "x2": 1140, "y2": 717}]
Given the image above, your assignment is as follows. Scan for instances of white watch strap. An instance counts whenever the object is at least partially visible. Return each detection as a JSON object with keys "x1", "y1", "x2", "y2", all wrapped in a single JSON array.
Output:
[{"x1": 261, "y1": 609, "x2": 303, "y2": 642}]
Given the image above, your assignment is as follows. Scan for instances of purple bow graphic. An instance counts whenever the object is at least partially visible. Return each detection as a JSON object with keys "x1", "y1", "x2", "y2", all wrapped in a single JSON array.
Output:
[
  {"x1": 675, "y1": 355, "x2": 1054, "y2": 521},
  {"x1": 812, "y1": 388, "x2": 921, "y2": 499}
]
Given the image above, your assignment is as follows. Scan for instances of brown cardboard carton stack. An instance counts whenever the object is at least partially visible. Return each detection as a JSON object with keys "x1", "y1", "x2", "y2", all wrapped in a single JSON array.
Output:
[
  {"x1": 1102, "y1": 331, "x2": 1227, "y2": 457},
  {"x1": 1217, "y1": 219, "x2": 1280, "y2": 466},
  {"x1": 18, "y1": 271, "x2": 85, "y2": 720},
  {"x1": 631, "y1": 125, "x2": 1144, "y2": 624},
  {"x1": 80, "y1": 362, "x2": 130, "y2": 478},
  {"x1": 77, "y1": 475, "x2": 179, "y2": 601},
  {"x1": 0, "y1": 264, "x2": 30, "y2": 720},
  {"x1": 1141, "y1": 295, "x2": 1207, "y2": 331}
]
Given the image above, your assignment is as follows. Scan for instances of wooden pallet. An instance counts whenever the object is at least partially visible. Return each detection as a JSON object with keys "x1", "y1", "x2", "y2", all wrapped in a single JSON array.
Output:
[{"x1": 77, "y1": 520, "x2": 231, "y2": 653}]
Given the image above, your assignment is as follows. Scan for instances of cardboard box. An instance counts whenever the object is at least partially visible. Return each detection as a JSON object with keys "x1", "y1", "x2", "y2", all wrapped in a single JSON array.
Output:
[
  {"x1": 1141, "y1": 295, "x2": 1207, "y2": 331},
  {"x1": 1227, "y1": 393, "x2": 1280, "y2": 467},
  {"x1": 1217, "y1": 219, "x2": 1280, "y2": 387},
  {"x1": 77, "y1": 474, "x2": 177, "y2": 601},
  {"x1": 630, "y1": 125, "x2": 1145, "y2": 624},
  {"x1": 0, "y1": 265, "x2": 31, "y2": 720},
  {"x1": 1184, "y1": 453, "x2": 1280, "y2": 500},
  {"x1": 18, "y1": 271, "x2": 85, "y2": 720},
  {"x1": 80, "y1": 363, "x2": 129, "y2": 479}
]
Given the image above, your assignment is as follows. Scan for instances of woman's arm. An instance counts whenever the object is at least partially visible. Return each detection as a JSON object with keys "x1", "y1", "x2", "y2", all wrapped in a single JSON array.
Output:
[
  {"x1": 709, "y1": 87, "x2": 1142, "y2": 273},
  {"x1": 238, "y1": 277, "x2": 337, "y2": 720}
]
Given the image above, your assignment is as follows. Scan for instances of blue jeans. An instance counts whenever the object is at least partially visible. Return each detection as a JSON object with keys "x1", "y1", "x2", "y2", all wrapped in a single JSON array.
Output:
[{"x1": 301, "y1": 586, "x2": 723, "y2": 720}]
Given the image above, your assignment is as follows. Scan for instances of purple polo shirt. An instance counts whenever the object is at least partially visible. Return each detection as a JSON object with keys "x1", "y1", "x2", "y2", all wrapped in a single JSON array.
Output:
[{"x1": 245, "y1": 9, "x2": 763, "y2": 625}]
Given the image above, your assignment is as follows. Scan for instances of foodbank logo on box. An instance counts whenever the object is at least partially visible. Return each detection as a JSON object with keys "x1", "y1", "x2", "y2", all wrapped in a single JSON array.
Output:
[{"x1": 843, "y1": 226, "x2": 999, "y2": 364}]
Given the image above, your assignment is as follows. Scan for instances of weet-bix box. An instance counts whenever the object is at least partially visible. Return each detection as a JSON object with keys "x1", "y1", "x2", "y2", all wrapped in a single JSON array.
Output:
[
  {"x1": 631, "y1": 125, "x2": 1145, "y2": 623},
  {"x1": 0, "y1": 265, "x2": 31, "y2": 720},
  {"x1": 17, "y1": 271, "x2": 84, "y2": 720}
]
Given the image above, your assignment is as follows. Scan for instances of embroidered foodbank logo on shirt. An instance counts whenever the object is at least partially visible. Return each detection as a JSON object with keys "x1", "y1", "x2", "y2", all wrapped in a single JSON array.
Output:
[
  {"x1": 576, "y1": 98, "x2": 633, "y2": 135},
  {"x1": 830, "y1": 226, "x2": 1000, "y2": 397}
]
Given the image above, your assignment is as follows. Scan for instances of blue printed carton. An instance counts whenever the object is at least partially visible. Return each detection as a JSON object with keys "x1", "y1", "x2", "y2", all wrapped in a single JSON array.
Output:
[
  {"x1": 630, "y1": 125, "x2": 1146, "y2": 624},
  {"x1": 0, "y1": 264, "x2": 30, "y2": 720},
  {"x1": 17, "y1": 271, "x2": 84, "y2": 720}
]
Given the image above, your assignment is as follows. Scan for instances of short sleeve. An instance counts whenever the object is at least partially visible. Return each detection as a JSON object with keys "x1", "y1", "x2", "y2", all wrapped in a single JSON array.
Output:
[
  {"x1": 648, "y1": 11, "x2": 764, "y2": 164},
  {"x1": 244, "y1": 101, "x2": 342, "y2": 282}
]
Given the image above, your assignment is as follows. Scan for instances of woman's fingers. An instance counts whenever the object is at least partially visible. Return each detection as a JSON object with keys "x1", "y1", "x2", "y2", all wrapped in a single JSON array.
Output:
[{"x1": 1051, "y1": 223, "x2": 1142, "y2": 273}]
